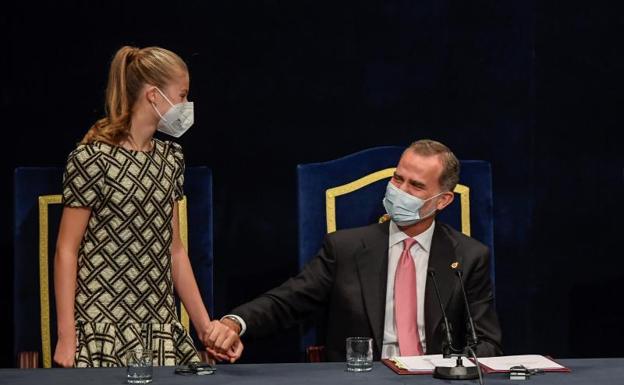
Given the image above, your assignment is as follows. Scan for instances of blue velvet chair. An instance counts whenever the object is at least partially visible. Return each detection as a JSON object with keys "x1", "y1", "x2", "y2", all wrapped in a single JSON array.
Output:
[
  {"x1": 13, "y1": 166, "x2": 214, "y2": 368},
  {"x1": 296, "y1": 146, "x2": 495, "y2": 359}
]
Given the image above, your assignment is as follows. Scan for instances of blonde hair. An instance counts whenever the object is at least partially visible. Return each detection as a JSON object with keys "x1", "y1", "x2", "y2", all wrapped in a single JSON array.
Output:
[
  {"x1": 407, "y1": 139, "x2": 460, "y2": 191},
  {"x1": 82, "y1": 46, "x2": 188, "y2": 144}
]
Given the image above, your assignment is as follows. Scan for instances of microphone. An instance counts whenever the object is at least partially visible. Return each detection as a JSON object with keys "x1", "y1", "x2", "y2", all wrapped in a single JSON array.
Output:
[
  {"x1": 430, "y1": 262, "x2": 482, "y2": 384},
  {"x1": 427, "y1": 268, "x2": 455, "y2": 357},
  {"x1": 452, "y1": 267, "x2": 478, "y2": 347}
]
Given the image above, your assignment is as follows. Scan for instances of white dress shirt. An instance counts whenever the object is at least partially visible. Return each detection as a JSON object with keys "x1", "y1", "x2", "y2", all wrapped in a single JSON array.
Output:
[{"x1": 381, "y1": 220, "x2": 435, "y2": 358}]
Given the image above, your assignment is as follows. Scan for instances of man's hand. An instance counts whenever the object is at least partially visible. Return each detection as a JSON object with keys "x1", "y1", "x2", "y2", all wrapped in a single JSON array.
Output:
[
  {"x1": 53, "y1": 335, "x2": 76, "y2": 367},
  {"x1": 199, "y1": 320, "x2": 243, "y2": 363},
  {"x1": 220, "y1": 317, "x2": 242, "y2": 335}
]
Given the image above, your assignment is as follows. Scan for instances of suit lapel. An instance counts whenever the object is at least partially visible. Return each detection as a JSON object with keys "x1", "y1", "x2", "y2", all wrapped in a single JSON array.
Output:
[
  {"x1": 424, "y1": 223, "x2": 459, "y2": 351},
  {"x1": 354, "y1": 222, "x2": 389, "y2": 355}
]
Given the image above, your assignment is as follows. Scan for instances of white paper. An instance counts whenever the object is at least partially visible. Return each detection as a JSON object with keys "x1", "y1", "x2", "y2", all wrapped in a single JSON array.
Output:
[
  {"x1": 476, "y1": 355, "x2": 565, "y2": 371},
  {"x1": 392, "y1": 354, "x2": 476, "y2": 372}
]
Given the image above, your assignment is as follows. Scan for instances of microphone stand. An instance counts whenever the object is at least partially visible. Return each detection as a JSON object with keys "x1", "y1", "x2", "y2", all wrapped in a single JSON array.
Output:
[{"x1": 429, "y1": 268, "x2": 483, "y2": 384}]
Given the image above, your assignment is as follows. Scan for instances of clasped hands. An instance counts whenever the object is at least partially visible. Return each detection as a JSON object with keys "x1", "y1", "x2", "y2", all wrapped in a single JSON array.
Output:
[{"x1": 199, "y1": 318, "x2": 243, "y2": 363}]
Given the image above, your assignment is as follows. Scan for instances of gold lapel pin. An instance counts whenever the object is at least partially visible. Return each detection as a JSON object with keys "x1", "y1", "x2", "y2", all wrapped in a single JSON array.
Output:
[{"x1": 450, "y1": 262, "x2": 459, "y2": 269}]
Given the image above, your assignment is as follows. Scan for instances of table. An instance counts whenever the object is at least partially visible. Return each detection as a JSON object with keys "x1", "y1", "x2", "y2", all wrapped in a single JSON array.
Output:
[{"x1": 1, "y1": 359, "x2": 623, "y2": 385}]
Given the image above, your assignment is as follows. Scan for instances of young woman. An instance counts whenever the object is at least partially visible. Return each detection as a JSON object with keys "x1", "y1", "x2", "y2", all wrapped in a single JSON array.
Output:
[{"x1": 53, "y1": 46, "x2": 242, "y2": 367}]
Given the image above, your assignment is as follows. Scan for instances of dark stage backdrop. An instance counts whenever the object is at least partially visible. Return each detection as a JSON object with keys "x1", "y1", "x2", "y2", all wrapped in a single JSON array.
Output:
[{"x1": 1, "y1": 1, "x2": 621, "y2": 367}]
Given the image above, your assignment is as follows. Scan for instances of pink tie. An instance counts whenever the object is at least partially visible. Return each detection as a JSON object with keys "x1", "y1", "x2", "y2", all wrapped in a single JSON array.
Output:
[{"x1": 394, "y1": 238, "x2": 424, "y2": 356}]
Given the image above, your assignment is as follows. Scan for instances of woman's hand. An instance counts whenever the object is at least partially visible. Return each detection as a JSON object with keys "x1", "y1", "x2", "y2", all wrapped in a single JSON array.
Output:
[
  {"x1": 199, "y1": 320, "x2": 244, "y2": 363},
  {"x1": 53, "y1": 334, "x2": 76, "y2": 367}
]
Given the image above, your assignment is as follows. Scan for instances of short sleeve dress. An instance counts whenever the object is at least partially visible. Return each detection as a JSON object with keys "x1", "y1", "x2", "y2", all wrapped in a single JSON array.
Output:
[{"x1": 62, "y1": 138, "x2": 200, "y2": 367}]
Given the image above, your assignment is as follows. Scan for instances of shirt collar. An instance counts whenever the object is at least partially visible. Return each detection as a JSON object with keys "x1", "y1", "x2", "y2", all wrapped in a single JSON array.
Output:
[{"x1": 388, "y1": 219, "x2": 436, "y2": 253}]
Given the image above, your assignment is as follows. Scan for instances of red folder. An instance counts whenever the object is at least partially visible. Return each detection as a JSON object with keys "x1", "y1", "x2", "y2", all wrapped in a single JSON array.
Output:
[{"x1": 382, "y1": 358, "x2": 433, "y2": 375}]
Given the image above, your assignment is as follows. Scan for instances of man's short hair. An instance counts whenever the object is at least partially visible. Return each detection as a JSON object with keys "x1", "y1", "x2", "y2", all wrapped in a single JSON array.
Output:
[{"x1": 407, "y1": 139, "x2": 460, "y2": 191}]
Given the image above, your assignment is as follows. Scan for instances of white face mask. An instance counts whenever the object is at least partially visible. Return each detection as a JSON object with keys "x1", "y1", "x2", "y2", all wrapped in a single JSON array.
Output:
[
  {"x1": 382, "y1": 182, "x2": 445, "y2": 226},
  {"x1": 151, "y1": 88, "x2": 194, "y2": 138}
]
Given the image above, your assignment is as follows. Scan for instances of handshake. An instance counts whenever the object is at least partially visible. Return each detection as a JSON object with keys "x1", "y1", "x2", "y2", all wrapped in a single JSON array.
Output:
[{"x1": 199, "y1": 317, "x2": 243, "y2": 363}]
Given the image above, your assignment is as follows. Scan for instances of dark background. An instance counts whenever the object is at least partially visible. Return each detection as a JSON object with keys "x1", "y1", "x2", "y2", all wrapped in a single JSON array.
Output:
[{"x1": 1, "y1": 0, "x2": 621, "y2": 367}]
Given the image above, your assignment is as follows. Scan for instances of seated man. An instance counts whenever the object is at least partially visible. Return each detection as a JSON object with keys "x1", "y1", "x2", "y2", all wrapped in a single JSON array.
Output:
[{"x1": 215, "y1": 139, "x2": 502, "y2": 361}]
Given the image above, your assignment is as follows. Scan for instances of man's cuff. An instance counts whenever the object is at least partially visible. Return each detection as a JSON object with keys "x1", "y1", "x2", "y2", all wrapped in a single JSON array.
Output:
[{"x1": 221, "y1": 314, "x2": 247, "y2": 336}]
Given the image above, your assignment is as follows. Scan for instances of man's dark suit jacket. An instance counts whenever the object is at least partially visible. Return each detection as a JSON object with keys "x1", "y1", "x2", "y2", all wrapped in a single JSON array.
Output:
[{"x1": 231, "y1": 221, "x2": 503, "y2": 361}]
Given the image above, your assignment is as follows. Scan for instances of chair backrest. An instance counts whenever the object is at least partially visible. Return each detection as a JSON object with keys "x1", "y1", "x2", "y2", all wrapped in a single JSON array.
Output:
[
  {"x1": 296, "y1": 146, "x2": 495, "y2": 350},
  {"x1": 13, "y1": 166, "x2": 214, "y2": 368}
]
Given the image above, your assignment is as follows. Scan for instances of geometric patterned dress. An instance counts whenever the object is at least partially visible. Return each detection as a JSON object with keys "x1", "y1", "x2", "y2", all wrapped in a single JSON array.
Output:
[{"x1": 62, "y1": 138, "x2": 200, "y2": 367}]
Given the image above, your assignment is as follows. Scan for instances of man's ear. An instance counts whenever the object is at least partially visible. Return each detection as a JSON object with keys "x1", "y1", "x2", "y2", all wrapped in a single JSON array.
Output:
[{"x1": 437, "y1": 191, "x2": 455, "y2": 211}]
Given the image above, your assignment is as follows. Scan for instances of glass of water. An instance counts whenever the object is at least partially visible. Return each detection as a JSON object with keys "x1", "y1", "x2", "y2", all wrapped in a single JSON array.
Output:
[
  {"x1": 126, "y1": 348, "x2": 154, "y2": 384},
  {"x1": 346, "y1": 337, "x2": 373, "y2": 372}
]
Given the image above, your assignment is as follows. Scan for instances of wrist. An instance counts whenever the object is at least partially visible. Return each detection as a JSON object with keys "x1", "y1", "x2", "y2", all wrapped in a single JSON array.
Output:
[
  {"x1": 220, "y1": 316, "x2": 242, "y2": 335},
  {"x1": 57, "y1": 328, "x2": 76, "y2": 340},
  {"x1": 195, "y1": 318, "x2": 212, "y2": 335},
  {"x1": 191, "y1": 310, "x2": 213, "y2": 336}
]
